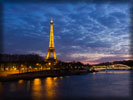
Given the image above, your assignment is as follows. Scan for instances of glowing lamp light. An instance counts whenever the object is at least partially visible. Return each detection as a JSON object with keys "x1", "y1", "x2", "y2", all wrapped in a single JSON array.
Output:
[
  {"x1": 36, "y1": 63, "x2": 39, "y2": 66},
  {"x1": 5, "y1": 68, "x2": 8, "y2": 71},
  {"x1": 14, "y1": 68, "x2": 17, "y2": 70},
  {"x1": 48, "y1": 62, "x2": 51, "y2": 65},
  {"x1": 29, "y1": 66, "x2": 32, "y2": 69}
]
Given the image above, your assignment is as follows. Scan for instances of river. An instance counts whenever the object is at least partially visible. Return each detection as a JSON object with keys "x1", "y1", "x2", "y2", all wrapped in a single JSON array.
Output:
[{"x1": 0, "y1": 70, "x2": 132, "y2": 100}]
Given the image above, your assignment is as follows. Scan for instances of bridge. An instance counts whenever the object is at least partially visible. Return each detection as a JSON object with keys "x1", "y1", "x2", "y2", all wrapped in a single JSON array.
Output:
[{"x1": 92, "y1": 64, "x2": 131, "y2": 71}]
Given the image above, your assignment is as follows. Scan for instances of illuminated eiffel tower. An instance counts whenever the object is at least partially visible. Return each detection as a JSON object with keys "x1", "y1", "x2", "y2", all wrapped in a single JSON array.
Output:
[{"x1": 45, "y1": 19, "x2": 58, "y2": 62}]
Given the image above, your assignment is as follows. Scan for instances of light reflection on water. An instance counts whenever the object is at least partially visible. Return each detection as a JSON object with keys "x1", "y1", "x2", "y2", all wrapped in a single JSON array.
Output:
[
  {"x1": 31, "y1": 77, "x2": 59, "y2": 100},
  {"x1": 18, "y1": 80, "x2": 24, "y2": 84},
  {"x1": 27, "y1": 80, "x2": 31, "y2": 91},
  {"x1": 0, "y1": 70, "x2": 132, "y2": 99},
  {"x1": 98, "y1": 70, "x2": 131, "y2": 74},
  {"x1": 10, "y1": 82, "x2": 16, "y2": 92},
  {"x1": 45, "y1": 77, "x2": 58, "y2": 98},
  {"x1": 32, "y1": 78, "x2": 42, "y2": 100},
  {"x1": 0, "y1": 82, "x2": 2, "y2": 95}
]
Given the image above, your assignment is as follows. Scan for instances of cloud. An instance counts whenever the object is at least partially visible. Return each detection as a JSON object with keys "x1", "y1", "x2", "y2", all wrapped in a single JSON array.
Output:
[
  {"x1": 28, "y1": 50, "x2": 46, "y2": 57},
  {"x1": 3, "y1": 2, "x2": 130, "y2": 64},
  {"x1": 70, "y1": 53, "x2": 115, "y2": 60}
]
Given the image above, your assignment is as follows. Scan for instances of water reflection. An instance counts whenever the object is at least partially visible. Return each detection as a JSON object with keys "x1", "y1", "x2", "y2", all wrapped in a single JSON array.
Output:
[
  {"x1": 27, "y1": 81, "x2": 31, "y2": 91},
  {"x1": 45, "y1": 77, "x2": 58, "y2": 98},
  {"x1": 18, "y1": 80, "x2": 24, "y2": 84},
  {"x1": 10, "y1": 82, "x2": 16, "y2": 92},
  {"x1": 17, "y1": 79, "x2": 25, "y2": 91},
  {"x1": 32, "y1": 78, "x2": 42, "y2": 100},
  {"x1": 0, "y1": 70, "x2": 131, "y2": 99},
  {"x1": 98, "y1": 71, "x2": 131, "y2": 74},
  {"x1": 0, "y1": 82, "x2": 3, "y2": 95},
  {"x1": 31, "y1": 77, "x2": 59, "y2": 100},
  {"x1": 53, "y1": 77, "x2": 58, "y2": 80}
]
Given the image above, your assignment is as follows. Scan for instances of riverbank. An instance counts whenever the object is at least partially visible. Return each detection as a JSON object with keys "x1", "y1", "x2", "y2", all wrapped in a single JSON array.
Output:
[
  {"x1": 0, "y1": 69, "x2": 90, "y2": 81},
  {"x1": 0, "y1": 70, "x2": 131, "y2": 99}
]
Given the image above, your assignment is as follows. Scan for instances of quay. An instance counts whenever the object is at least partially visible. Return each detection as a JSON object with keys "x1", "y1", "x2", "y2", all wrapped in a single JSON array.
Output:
[{"x1": 0, "y1": 69, "x2": 90, "y2": 81}]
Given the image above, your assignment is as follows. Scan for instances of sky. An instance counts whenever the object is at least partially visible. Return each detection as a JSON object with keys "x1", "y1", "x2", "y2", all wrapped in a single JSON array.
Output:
[{"x1": 3, "y1": 2, "x2": 131, "y2": 64}]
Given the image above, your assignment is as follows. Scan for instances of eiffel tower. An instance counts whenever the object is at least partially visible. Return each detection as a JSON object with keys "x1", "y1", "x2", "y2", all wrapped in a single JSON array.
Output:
[{"x1": 45, "y1": 19, "x2": 58, "y2": 63}]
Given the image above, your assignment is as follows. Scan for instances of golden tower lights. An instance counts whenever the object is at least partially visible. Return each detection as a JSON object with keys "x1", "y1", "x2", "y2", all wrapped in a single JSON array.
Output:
[{"x1": 45, "y1": 19, "x2": 58, "y2": 62}]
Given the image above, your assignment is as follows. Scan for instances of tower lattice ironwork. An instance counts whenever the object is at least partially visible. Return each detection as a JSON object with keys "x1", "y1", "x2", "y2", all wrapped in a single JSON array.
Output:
[{"x1": 45, "y1": 19, "x2": 58, "y2": 62}]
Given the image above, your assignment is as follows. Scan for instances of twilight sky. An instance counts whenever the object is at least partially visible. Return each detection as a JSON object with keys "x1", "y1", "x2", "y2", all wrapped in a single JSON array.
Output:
[{"x1": 3, "y1": 2, "x2": 131, "y2": 64}]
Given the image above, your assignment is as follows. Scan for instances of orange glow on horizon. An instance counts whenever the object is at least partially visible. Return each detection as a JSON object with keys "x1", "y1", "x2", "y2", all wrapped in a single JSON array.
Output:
[
  {"x1": 81, "y1": 61, "x2": 99, "y2": 65},
  {"x1": 70, "y1": 58, "x2": 132, "y2": 65}
]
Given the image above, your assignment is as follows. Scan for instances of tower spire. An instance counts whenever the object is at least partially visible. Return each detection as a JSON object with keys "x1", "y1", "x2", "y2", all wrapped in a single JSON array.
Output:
[
  {"x1": 51, "y1": 17, "x2": 53, "y2": 22},
  {"x1": 45, "y1": 19, "x2": 58, "y2": 62}
]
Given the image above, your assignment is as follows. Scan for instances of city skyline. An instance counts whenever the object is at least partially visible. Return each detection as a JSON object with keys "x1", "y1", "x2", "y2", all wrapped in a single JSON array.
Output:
[{"x1": 3, "y1": 2, "x2": 131, "y2": 64}]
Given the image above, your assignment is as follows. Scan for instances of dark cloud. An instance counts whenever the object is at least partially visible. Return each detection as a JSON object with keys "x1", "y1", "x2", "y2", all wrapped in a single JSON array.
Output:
[
  {"x1": 92, "y1": 56, "x2": 130, "y2": 63},
  {"x1": 3, "y1": 2, "x2": 130, "y2": 63}
]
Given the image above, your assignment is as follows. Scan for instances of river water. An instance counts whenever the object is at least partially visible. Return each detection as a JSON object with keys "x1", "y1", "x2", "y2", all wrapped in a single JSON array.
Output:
[{"x1": 0, "y1": 70, "x2": 132, "y2": 100}]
